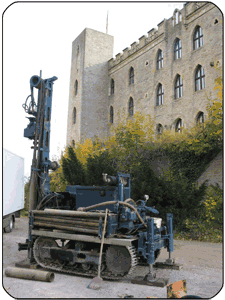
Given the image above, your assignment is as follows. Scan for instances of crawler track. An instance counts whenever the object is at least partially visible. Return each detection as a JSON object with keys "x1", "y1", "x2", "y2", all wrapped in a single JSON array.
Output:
[{"x1": 33, "y1": 237, "x2": 137, "y2": 281}]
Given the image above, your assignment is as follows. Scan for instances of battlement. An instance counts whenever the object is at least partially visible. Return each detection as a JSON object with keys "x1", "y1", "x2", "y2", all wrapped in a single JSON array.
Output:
[
  {"x1": 108, "y1": 2, "x2": 209, "y2": 69},
  {"x1": 108, "y1": 23, "x2": 163, "y2": 69}
]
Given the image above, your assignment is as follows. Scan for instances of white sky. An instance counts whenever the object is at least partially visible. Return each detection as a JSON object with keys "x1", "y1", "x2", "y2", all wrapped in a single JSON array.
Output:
[{"x1": 1, "y1": 1, "x2": 224, "y2": 180}]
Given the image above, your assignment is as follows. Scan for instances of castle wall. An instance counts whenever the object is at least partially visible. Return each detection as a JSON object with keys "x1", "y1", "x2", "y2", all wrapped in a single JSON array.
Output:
[
  {"x1": 108, "y1": 2, "x2": 222, "y2": 132},
  {"x1": 197, "y1": 151, "x2": 223, "y2": 188},
  {"x1": 67, "y1": 2, "x2": 222, "y2": 145}
]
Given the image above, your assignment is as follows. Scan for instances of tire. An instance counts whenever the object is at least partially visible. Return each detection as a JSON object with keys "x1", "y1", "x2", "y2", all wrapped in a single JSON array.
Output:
[{"x1": 4, "y1": 217, "x2": 14, "y2": 233}]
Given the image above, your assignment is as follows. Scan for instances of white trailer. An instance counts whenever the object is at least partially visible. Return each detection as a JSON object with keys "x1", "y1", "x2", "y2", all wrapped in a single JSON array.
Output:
[{"x1": 3, "y1": 148, "x2": 25, "y2": 232}]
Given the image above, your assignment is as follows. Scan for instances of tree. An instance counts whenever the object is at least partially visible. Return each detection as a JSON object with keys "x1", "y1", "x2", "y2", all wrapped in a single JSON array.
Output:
[
  {"x1": 130, "y1": 155, "x2": 207, "y2": 230},
  {"x1": 104, "y1": 112, "x2": 155, "y2": 173},
  {"x1": 86, "y1": 150, "x2": 116, "y2": 186},
  {"x1": 61, "y1": 146, "x2": 86, "y2": 185},
  {"x1": 50, "y1": 158, "x2": 68, "y2": 192}
]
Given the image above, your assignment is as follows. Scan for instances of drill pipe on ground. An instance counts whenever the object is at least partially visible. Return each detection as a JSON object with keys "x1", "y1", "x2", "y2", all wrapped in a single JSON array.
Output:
[{"x1": 5, "y1": 267, "x2": 54, "y2": 282}]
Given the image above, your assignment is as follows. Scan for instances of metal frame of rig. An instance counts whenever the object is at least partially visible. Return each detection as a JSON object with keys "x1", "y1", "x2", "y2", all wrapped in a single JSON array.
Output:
[{"x1": 19, "y1": 73, "x2": 178, "y2": 283}]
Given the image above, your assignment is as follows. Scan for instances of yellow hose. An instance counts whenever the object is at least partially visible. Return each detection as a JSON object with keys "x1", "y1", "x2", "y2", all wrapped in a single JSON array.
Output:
[{"x1": 124, "y1": 198, "x2": 137, "y2": 206}]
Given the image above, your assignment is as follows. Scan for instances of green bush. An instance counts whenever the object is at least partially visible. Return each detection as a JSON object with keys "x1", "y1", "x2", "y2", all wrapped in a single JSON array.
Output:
[
  {"x1": 86, "y1": 151, "x2": 117, "y2": 186},
  {"x1": 177, "y1": 219, "x2": 223, "y2": 243},
  {"x1": 177, "y1": 184, "x2": 223, "y2": 242},
  {"x1": 130, "y1": 156, "x2": 208, "y2": 231},
  {"x1": 204, "y1": 184, "x2": 223, "y2": 228}
]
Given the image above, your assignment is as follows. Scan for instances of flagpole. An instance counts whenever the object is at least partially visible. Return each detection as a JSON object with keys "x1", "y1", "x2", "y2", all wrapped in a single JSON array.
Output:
[{"x1": 106, "y1": 10, "x2": 108, "y2": 34}]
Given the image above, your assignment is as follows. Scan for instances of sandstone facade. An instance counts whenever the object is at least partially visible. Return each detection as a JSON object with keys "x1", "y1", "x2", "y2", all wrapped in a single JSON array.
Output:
[{"x1": 67, "y1": 2, "x2": 222, "y2": 145}]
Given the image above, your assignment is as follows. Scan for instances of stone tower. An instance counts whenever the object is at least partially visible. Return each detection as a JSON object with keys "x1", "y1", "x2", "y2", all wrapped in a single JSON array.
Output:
[{"x1": 67, "y1": 28, "x2": 114, "y2": 146}]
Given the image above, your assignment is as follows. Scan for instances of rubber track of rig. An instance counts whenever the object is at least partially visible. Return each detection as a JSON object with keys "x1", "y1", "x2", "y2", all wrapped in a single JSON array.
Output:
[{"x1": 33, "y1": 237, "x2": 138, "y2": 281}]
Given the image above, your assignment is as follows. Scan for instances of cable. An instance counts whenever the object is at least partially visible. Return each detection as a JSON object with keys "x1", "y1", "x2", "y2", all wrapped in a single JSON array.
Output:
[{"x1": 22, "y1": 95, "x2": 32, "y2": 112}]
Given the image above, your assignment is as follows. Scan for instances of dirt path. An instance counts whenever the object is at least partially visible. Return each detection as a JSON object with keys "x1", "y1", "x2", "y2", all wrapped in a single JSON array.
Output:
[{"x1": 2, "y1": 216, "x2": 223, "y2": 298}]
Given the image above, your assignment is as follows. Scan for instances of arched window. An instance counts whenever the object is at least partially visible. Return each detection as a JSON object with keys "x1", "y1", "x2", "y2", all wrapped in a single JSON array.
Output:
[
  {"x1": 175, "y1": 11, "x2": 179, "y2": 24},
  {"x1": 175, "y1": 118, "x2": 183, "y2": 133},
  {"x1": 110, "y1": 106, "x2": 114, "y2": 123},
  {"x1": 157, "y1": 49, "x2": 163, "y2": 70},
  {"x1": 195, "y1": 65, "x2": 205, "y2": 91},
  {"x1": 110, "y1": 79, "x2": 114, "y2": 95},
  {"x1": 156, "y1": 124, "x2": 163, "y2": 135},
  {"x1": 75, "y1": 80, "x2": 78, "y2": 96},
  {"x1": 173, "y1": 10, "x2": 182, "y2": 26},
  {"x1": 156, "y1": 84, "x2": 164, "y2": 106},
  {"x1": 174, "y1": 38, "x2": 182, "y2": 60},
  {"x1": 129, "y1": 67, "x2": 134, "y2": 85},
  {"x1": 175, "y1": 75, "x2": 183, "y2": 99},
  {"x1": 73, "y1": 107, "x2": 76, "y2": 124},
  {"x1": 128, "y1": 97, "x2": 134, "y2": 116},
  {"x1": 193, "y1": 26, "x2": 203, "y2": 50},
  {"x1": 196, "y1": 111, "x2": 204, "y2": 124},
  {"x1": 72, "y1": 140, "x2": 75, "y2": 147}
]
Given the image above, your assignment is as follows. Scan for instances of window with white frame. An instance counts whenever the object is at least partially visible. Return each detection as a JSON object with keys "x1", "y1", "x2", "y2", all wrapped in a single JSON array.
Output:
[
  {"x1": 175, "y1": 75, "x2": 183, "y2": 99},
  {"x1": 157, "y1": 49, "x2": 163, "y2": 70},
  {"x1": 193, "y1": 26, "x2": 203, "y2": 50},
  {"x1": 175, "y1": 118, "x2": 183, "y2": 133},
  {"x1": 174, "y1": 38, "x2": 182, "y2": 60},
  {"x1": 156, "y1": 84, "x2": 164, "y2": 106},
  {"x1": 195, "y1": 65, "x2": 205, "y2": 91}
]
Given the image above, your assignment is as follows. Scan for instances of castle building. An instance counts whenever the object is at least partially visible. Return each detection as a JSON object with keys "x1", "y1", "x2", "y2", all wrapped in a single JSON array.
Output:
[{"x1": 66, "y1": 2, "x2": 222, "y2": 146}]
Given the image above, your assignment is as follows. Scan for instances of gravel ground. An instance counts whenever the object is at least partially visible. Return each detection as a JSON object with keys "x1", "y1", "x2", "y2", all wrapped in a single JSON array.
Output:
[{"x1": 2, "y1": 216, "x2": 224, "y2": 299}]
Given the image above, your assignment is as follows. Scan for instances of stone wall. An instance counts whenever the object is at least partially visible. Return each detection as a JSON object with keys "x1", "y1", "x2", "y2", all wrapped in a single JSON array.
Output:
[
  {"x1": 108, "y1": 2, "x2": 222, "y2": 132},
  {"x1": 67, "y1": 2, "x2": 222, "y2": 144},
  {"x1": 197, "y1": 152, "x2": 223, "y2": 188}
]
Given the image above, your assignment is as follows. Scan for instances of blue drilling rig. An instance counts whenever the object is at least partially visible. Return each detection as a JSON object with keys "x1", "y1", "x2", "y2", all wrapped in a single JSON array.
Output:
[{"x1": 19, "y1": 74, "x2": 177, "y2": 284}]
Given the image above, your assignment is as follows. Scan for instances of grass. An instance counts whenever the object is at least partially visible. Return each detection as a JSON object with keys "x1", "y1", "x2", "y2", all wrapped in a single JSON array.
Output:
[
  {"x1": 174, "y1": 228, "x2": 222, "y2": 243},
  {"x1": 20, "y1": 209, "x2": 29, "y2": 217}
]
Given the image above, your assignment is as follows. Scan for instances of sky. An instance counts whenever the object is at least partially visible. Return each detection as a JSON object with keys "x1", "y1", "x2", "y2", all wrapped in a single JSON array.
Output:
[{"x1": 1, "y1": 0, "x2": 224, "y2": 180}]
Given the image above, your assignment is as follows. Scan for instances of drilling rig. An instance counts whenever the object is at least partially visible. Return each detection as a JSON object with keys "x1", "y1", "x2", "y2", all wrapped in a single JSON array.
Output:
[{"x1": 19, "y1": 73, "x2": 176, "y2": 283}]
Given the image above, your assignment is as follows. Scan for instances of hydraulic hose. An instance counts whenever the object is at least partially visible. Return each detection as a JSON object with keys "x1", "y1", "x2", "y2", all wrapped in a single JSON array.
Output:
[
  {"x1": 79, "y1": 200, "x2": 147, "y2": 228},
  {"x1": 124, "y1": 198, "x2": 137, "y2": 206}
]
